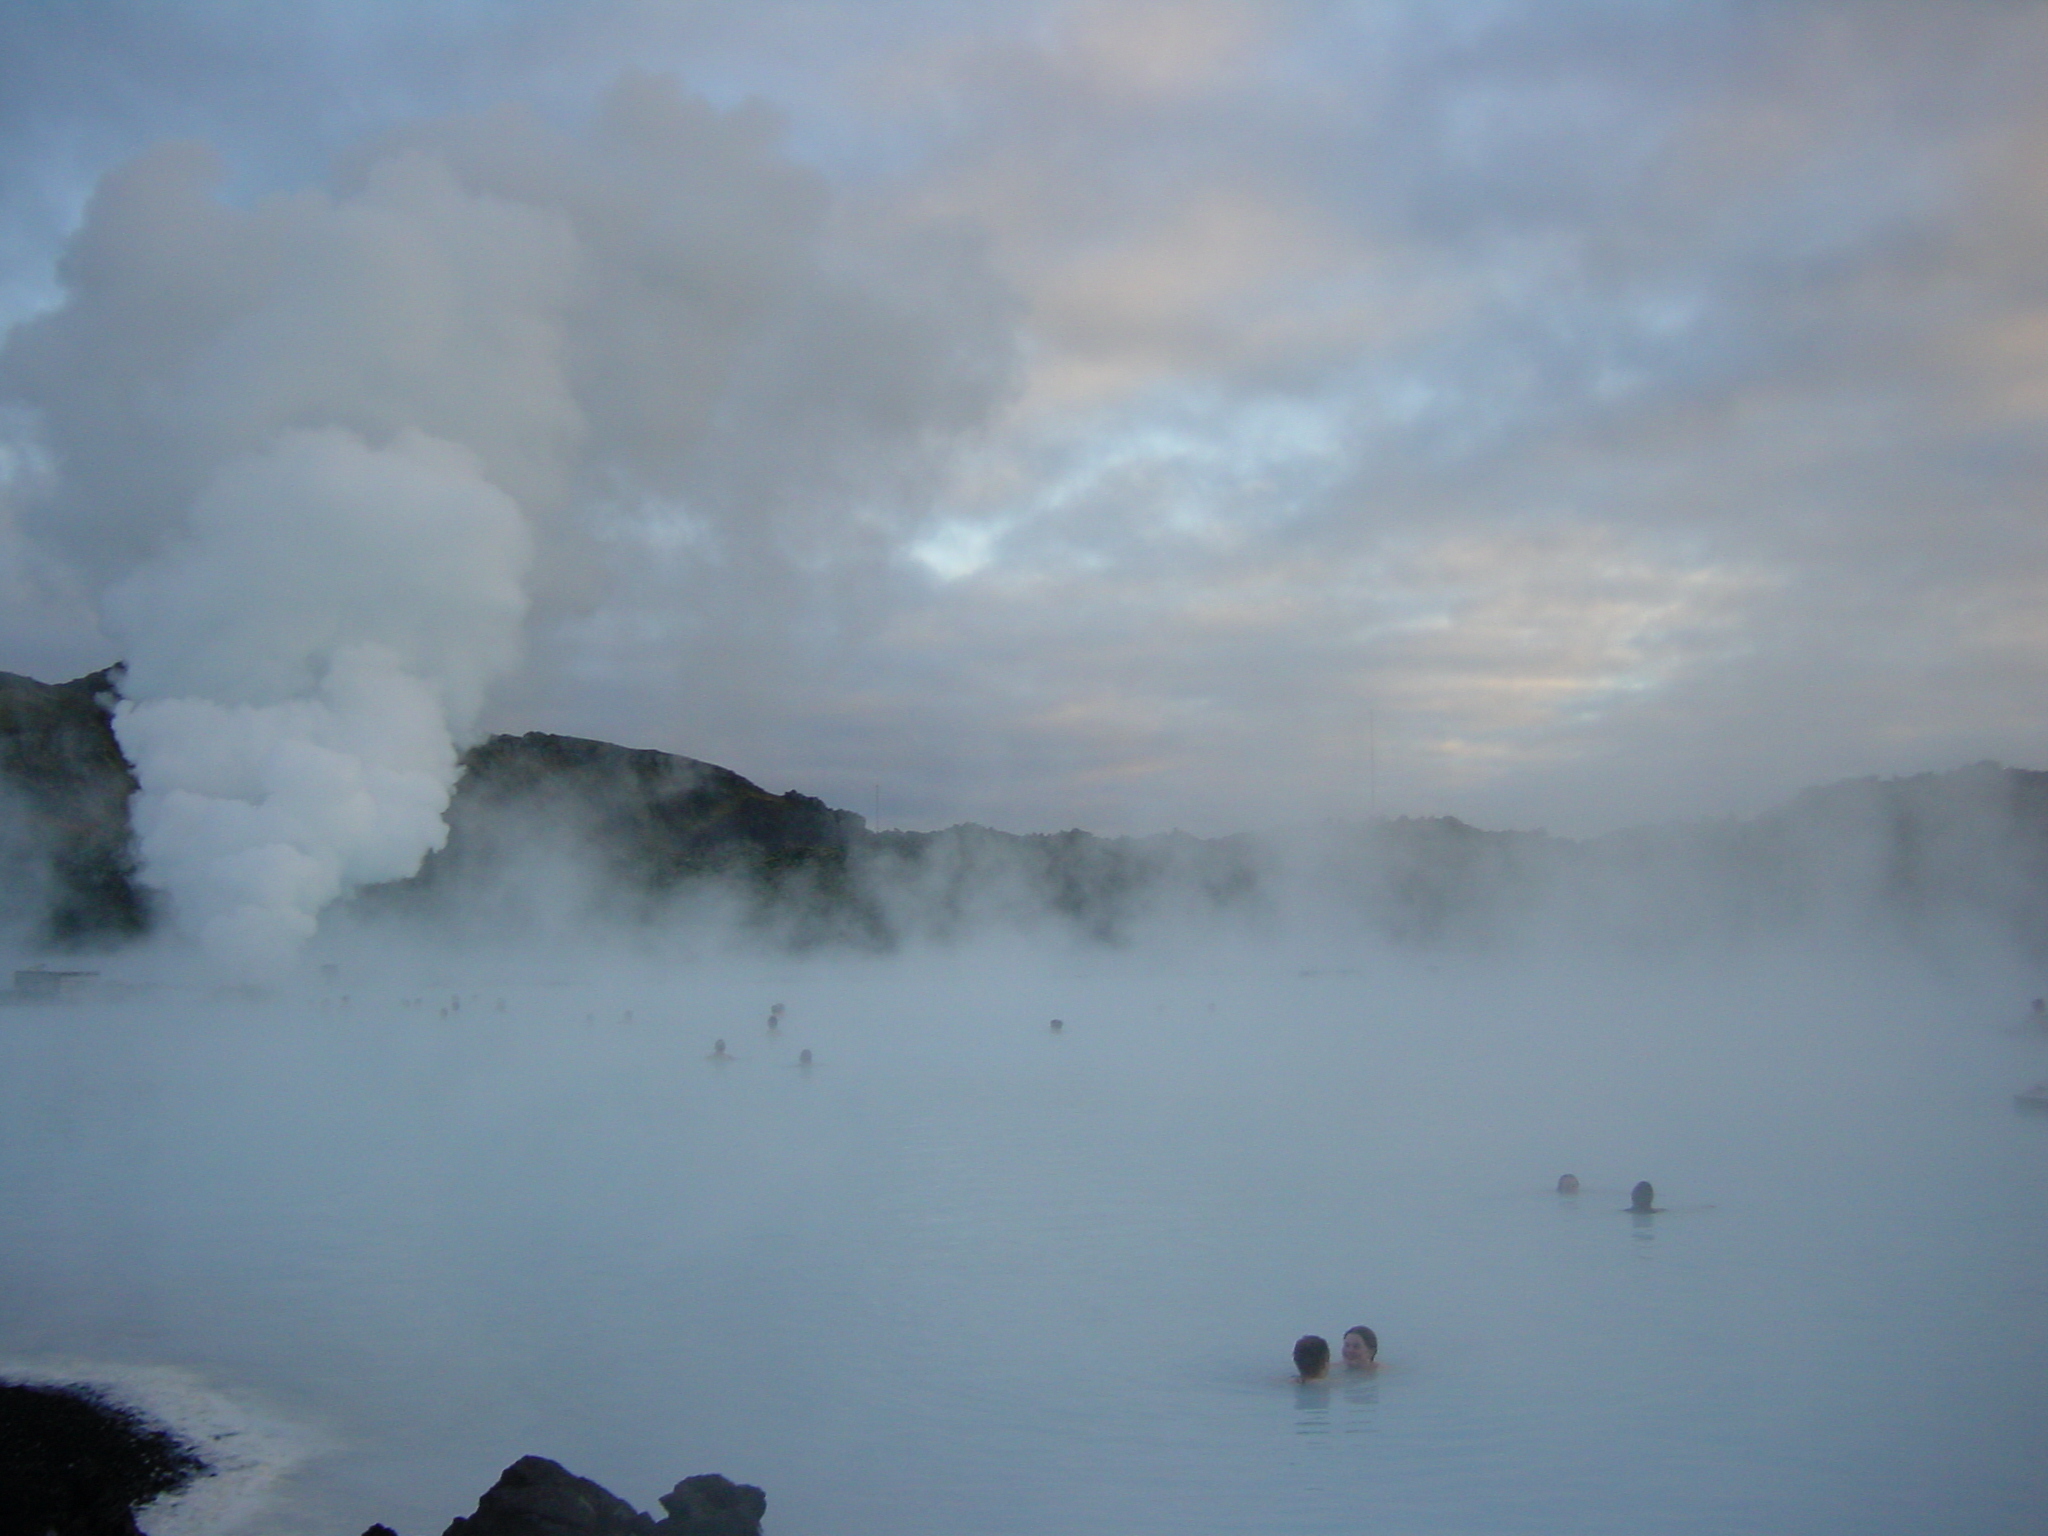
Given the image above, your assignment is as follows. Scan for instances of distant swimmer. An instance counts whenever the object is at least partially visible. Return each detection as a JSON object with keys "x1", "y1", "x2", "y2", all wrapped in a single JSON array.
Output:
[
  {"x1": 1050, "y1": 1018, "x2": 1064, "y2": 1033},
  {"x1": 708, "y1": 1038, "x2": 738, "y2": 1062},
  {"x1": 2033, "y1": 998, "x2": 2046, "y2": 1028},
  {"x1": 1292, "y1": 1335, "x2": 1330, "y2": 1382},
  {"x1": 798, "y1": 1048, "x2": 813, "y2": 1069},
  {"x1": 766, "y1": 1010, "x2": 779, "y2": 1031},
  {"x1": 1629, "y1": 1180, "x2": 1660, "y2": 1214},
  {"x1": 1556, "y1": 1174, "x2": 1580, "y2": 1195},
  {"x1": 1341, "y1": 1326, "x2": 1378, "y2": 1370},
  {"x1": 770, "y1": 1002, "x2": 786, "y2": 1019}
]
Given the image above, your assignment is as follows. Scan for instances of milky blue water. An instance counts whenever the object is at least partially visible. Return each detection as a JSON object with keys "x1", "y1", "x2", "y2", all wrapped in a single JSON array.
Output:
[{"x1": 2, "y1": 940, "x2": 2045, "y2": 1534}]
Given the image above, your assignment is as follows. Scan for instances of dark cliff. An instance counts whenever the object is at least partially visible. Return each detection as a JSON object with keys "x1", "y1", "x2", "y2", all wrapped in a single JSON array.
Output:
[
  {"x1": 413, "y1": 730, "x2": 864, "y2": 888},
  {"x1": 0, "y1": 668, "x2": 148, "y2": 946}
]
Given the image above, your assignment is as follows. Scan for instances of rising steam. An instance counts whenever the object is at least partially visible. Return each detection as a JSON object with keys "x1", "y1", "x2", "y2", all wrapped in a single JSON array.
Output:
[
  {"x1": 103, "y1": 429, "x2": 530, "y2": 970},
  {"x1": 0, "y1": 75, "x2": 1014, "y2": 972}
]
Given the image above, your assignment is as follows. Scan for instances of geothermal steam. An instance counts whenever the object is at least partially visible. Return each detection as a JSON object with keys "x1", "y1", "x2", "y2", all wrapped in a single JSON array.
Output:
[
  {"x1": 105, "y1": 429, "x2": 529, "y2": 970},
  {"x1": 0, "y1": 77, "x2": 1013, "y2": 971}
]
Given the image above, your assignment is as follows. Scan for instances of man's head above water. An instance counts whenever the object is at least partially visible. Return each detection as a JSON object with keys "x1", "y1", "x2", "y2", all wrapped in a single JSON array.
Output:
[{"x1": 1293, "y1": 1335, "x2": 1330, "y2": 1380}]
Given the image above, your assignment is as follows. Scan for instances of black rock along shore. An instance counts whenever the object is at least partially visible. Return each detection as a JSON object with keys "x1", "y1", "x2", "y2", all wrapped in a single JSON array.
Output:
[
  {"x1": 1, "y1": 1379, "x2": 764, "y2": 1536},
  {"x1": 0, "y1": 1380, "x2": 205, "y2": 1536},
  {"x1": 410, "y1": 1454, "x2": 767, "y2": 1536}
]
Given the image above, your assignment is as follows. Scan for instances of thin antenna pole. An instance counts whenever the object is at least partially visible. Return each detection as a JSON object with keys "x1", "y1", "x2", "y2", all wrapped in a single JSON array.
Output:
[{"x1": 874, "y1": 783, "x2": 881, "y2": 829}]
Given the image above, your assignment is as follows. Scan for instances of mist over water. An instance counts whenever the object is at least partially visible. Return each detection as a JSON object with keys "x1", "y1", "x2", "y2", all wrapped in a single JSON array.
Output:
[{"x1": 3, "y1": 928, "x2": 2044, "y2": 1535}]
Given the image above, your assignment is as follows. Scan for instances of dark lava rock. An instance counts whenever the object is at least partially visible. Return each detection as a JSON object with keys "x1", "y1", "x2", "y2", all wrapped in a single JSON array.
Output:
[
  {"x1": 409, "y1": 1457, "x2": 764, "y2": 1536},
  {"x1": 440, "y1": 1456, "x2": 657, "y2": 1536},
  {"x1": 0, "y1": 1380, "x2": 206, "y2": 1536},
  {"x1": 411, "y1": 731, "x2": 863, "y2": 892},
  {"x1": 0, "y1": 668, "x2": 149, "y2": 947},
  {"x1": 655, "y1": 1473, "x2": 767, "y2": 1536}
]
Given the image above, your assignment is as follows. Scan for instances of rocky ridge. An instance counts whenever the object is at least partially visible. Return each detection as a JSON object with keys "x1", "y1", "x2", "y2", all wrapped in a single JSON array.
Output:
[{"x1": 4, "y1": 666, "x2": 2047, "y2": 955}]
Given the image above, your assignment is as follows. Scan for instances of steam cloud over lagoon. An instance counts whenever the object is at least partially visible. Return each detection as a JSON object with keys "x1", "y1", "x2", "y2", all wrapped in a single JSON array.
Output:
[{"x1": 0, "y1": 76, "x2": 1013, "y2": 967}]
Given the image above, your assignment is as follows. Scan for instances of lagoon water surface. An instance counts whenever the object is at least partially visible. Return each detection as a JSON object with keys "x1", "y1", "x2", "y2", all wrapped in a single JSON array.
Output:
[{"x1": 2, "y1": 941, "x2": 2045, "y2": 1534}]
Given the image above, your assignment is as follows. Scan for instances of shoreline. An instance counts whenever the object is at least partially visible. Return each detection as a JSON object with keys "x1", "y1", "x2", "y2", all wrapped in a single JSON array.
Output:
[
  {"x1": 0, "y1": 1377, "x2": 205, "y2": 1536},
  {"x1": 0, "y1": 1362, "x2": 321, "y2": 1535}
]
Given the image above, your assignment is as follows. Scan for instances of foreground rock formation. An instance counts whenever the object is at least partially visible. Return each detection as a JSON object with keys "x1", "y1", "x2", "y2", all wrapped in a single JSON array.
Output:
[
  {"x1": 0, "y1": 1381, "x2": 762, "y2": 1536},
  {"x1": 368, "y1": 1455, "x2": 765, "y2": 1536}
]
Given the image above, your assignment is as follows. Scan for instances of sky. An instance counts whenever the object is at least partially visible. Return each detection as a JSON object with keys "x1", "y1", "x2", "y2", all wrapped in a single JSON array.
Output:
[{"x1": 1, "y1": 0, "x2": 2044, "y2": 842}]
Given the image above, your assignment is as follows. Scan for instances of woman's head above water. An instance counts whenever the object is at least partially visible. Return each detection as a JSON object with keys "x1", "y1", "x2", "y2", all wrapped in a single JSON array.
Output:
[{"x1": 1341, "y1": 1326, "x2": 1378, "y2": 1368}]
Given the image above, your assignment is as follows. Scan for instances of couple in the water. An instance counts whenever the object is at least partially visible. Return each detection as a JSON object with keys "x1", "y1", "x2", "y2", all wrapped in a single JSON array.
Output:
[
  {"x1": 1292, "y1": 1326, "x2": 1377, "y2": 1380},
  {"x1": 1556, "y1": 1174, "x2": 1662, "y2": 1213}
]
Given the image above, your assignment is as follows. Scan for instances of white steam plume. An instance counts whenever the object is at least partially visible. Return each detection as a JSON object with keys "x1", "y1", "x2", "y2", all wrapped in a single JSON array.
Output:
[
  {"x1": 105, "y1": 429, "x2": 529, "y2": 971},
  {"x1": 0, "y1": 75, "x2": 1014, "y2": 973}
]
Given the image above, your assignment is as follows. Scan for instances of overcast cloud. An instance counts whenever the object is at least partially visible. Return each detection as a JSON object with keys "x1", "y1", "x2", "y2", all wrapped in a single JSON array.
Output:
[{"x1": 2, "y1": 0, "x2": 2044, "y2": 839}]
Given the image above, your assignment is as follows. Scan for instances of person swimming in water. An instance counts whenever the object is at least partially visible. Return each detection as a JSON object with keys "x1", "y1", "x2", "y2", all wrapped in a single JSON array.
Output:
[
  {"x1": 708, "y1": 1038, "x2": 736, "y2": 1062},
  {"x1": 1629, "y1": 1180, "x2": 1659, "y2": 1213},
  {"x1": 798, "y1": 1048, "x2": 813, "y2": 1069},
  {"x1": 1340, "y1": 1326, "x2": 1378, "y2": 1370},
  {"x1": 1556, "y1": 1174, "x2": 1580, "y2": 1194},
  {"x1": 1050, "y1": 1018, "x2": 1064, "y2": 1033},
  {"x1": 1292, "y1": 1335, "x2": 1330, "y2": 1382}
]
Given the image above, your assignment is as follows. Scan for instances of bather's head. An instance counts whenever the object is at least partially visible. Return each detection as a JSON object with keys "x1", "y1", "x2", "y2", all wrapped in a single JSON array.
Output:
[
  {"x1": 1557, "y1": 1174, "x2": 1580, "y2": 1194},
  {"x1": 1293, "y1": 1335, "x2": 1330, "y2": 1380},
  {"x1": 1341, "y1": 1326, "x2": 1377, "y2": 1368},
  {"x1": 1630, "y1": 1180, "x2": 1655, "y2": 1213}
]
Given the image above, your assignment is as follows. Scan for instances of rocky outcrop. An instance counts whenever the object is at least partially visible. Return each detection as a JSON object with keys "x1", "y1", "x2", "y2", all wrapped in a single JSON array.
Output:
[
  {"x1": 427, "y1": 731, "x2": 864, "y2": 887},
  {"x1": 0, "y1": 667, "x2": 148, "y2": 946},
  {"x1": 654, "y1": 1473, "x2": 769, "y2": 1536},
  {"x1": 387, "y1": 1455, "x2": 765, "y2": 1536}
]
